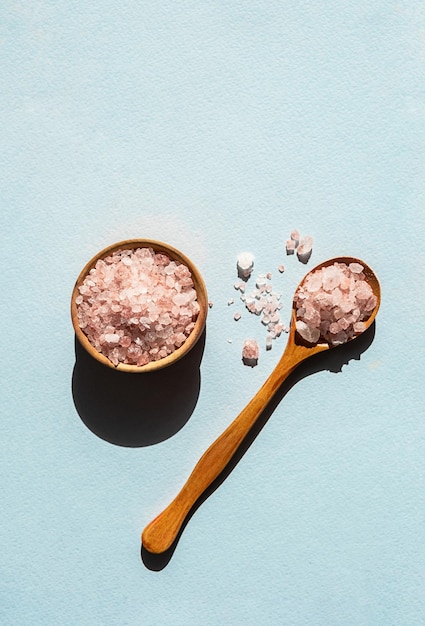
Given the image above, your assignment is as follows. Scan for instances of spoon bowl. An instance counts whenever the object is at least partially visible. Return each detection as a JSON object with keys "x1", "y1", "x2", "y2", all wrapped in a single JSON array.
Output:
[{"x1": 142, "y1": 256, "x2": 381, "y2": 553}]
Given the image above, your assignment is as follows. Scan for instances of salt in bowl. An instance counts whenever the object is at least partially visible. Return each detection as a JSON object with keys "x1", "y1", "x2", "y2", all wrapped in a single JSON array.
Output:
[{"x1": 71, "y1": 239, "x2": 208, "y2": 372}]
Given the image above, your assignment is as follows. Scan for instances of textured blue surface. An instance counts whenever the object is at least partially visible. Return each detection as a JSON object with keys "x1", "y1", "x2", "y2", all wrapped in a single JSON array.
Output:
[{"x1": 1, "y1": 2, "x2": 424, "y2": 624}]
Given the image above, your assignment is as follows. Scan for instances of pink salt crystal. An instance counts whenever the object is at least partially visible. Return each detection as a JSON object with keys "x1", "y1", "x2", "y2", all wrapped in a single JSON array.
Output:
[
  {"x1": 297, "y1": 236, "x2": 313, "y2": 264},
  {"x1": 286, "y1": 239, "x2": 295, "y2": 254},
  {"x1": 278, "y1": 265, "x2": 285, "y2": 273},
  {"x1": 234, "y1": 312, "x2": 241, "y2": 321},
  {"x1": 290, "y1": 229, "x2": 300, "y2": 246},
  {"x1": 242, "y1": 339, "x2": 259, "y2": 367},
  {"x1": 295, "y1": 320, "x2": 320, "y2": 344},
  {"x1": 294, "y1": 261, "x2": 376, "y2": 346},
  {"x1": 266, "y1": 335, "x2": 273, "y2": 350},
  {"x1": 349, "y1": 262, "x2": 364, "y2": 274},
  {"x1": 76, "y1": 247, "x2": 200, "y2": 366},
  {"x1": 353, "y1": 321, "x2": 366, "y2": 333}
]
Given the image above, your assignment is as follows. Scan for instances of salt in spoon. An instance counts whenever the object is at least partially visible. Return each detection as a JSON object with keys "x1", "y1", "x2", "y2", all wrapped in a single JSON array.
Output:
[{"x1": 142, "y1": 256, "x2": 381, "y2": 554}]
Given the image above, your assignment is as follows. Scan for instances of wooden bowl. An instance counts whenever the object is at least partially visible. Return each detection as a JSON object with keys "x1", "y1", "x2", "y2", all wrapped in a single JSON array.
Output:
[{"x1": 71, "y1": 239, "x2": 208, "y2": 373}]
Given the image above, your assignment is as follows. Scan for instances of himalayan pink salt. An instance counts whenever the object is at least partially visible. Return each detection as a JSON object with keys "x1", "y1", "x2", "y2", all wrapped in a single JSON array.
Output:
[
  {"x1": 76, "y1": 247, "x2": 200, "y2": 366},
  {"x1": 294, "y1": 261, "x2": 376, "y2": 346},
  {"x1": 297, "y1": 235, "x2": 313, "y2": 264},
  {"x1": 234, "y1": 281, "x2": 246, "y2": 293},
  {"x1": 234, "y1": 312, "x2": 241, "y2": 321},
  {"x1": 290, "y1": 229, "x2": 300, "y2": 246},
  {"x1": 241, "y1": 274, "x2": 284, "y2": 343},
  {"x1": 286, "y1": 239, "x2": 296, "y2": 255},
  {"x1": 242, "y1": 339, "x2": 259, "y2": 367}
]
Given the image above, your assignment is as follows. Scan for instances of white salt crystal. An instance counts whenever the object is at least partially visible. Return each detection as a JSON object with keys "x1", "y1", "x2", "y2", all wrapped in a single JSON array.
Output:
[
  {"x1": 266, "y1": 335, "x2": 273, "y2": 350},
  {"x1": 104, "y1": 333, "x2": 120, "y2": 344},
  {"x1": 295, "y1": 320, "x2": 320, "y2": 344},
  {"x1": 237, "y1": 252, "x2": 254, "y2": 279}
]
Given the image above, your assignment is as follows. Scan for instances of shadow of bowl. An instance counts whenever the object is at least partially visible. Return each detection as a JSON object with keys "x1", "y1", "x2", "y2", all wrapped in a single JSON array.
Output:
[{"x1": 72, "y1": 329, "x2": 206, "y2": 447}]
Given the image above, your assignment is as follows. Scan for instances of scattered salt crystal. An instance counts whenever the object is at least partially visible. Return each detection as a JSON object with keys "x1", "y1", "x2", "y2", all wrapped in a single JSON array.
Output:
[
  {"x1": 278, "y1": 265, "x2": 285, "y2": 273},
  {"x1": 237, "y1": 252, "x2": 254, "y2": 280},
  {"x1": 266, "y1": 335, "x2": 273, "y2": 350},
  {"x1": 290, "y1": 230, "x2": 300, "y2": 246},
  {"x1": 228, "y1": 298, "x2": 234, "y2": 306},
  {"x1": 242, "y1": 339, "x2": 259, "y2": 367},
  {"x1": 286, "y1": 239, "x2": 295, "y2": 255},
  {"x1": 208, "y1": 301, "x2": 214, "y2": 308},
  {"x1": 234, "y1": 312, "x2": 241, "y2": 321},
  {"x1": 297, "y1": 235, "x2": 313, "y2": 264},
  {"x1": 76, "y1": 247, "x2": 200, "y2": 366}
]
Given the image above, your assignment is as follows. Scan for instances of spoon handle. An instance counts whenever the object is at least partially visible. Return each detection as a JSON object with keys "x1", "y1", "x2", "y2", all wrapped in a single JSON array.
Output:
[{"x1": 142, "y1": 349, "x2": 301, "y2": 554}]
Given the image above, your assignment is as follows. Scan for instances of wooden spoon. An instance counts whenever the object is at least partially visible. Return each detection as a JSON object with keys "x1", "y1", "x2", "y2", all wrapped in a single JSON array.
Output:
[{"x1": 142, "y1": 257, "x2": 381, "y2": 554}]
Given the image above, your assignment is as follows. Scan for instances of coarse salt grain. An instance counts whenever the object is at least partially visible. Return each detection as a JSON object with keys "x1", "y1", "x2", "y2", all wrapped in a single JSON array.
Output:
[
  {"x1": 242, "y1": 339, "x2": 259, "y2": 367},
  {"x1": 294, "y1": 261, "x2": 377, "y2": 346},
  {"x1": 76, "y1": 247, "x2": 200, "y2": 366},
  {"x1": 297, "y1": 235, "x2": 313, "y2": 264},
  {"x1": 237, "y1": 252, "x2": 254, "y2": 280},
  {"x1": 286, "y1": 239, "x2": 296, "y2": 255},
  {"x1": 290, "y1": 230, "x2": 300, "y2": 246},
  {"x1": 241, "y1": 274, "x2": 284, "y2": 346}
]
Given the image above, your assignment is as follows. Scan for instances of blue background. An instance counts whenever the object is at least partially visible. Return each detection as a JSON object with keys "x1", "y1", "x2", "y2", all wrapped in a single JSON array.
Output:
[{"x1": 1, "y1": 2, "x2": 424, "y2": 624}]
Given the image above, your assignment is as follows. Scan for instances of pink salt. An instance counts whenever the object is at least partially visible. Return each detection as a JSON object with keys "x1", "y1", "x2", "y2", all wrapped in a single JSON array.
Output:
[
  {"x1": 242, "y1": 339, "x2": 259, "y2": 367},
  {"x1": 294, "y1": 261, "x2": 376, "y2": 346},
  {"x1": 286, "y1": 239, "x2": 295, "y2": 254},
  {"x1": 290, "y1": 229, "x2": 300, "y2": 246},
  {"x1": 76, "y1": 247, "x2": 200, "y2": 366},
  {"x1": 297, "y1": 236, "x2": 313, "y2": 264}
]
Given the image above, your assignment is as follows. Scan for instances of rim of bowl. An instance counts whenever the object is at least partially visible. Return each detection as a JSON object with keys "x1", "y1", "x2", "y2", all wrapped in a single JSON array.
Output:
[{"x1": 71, "y1": 239, "x2": 208, "y2": 373}]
